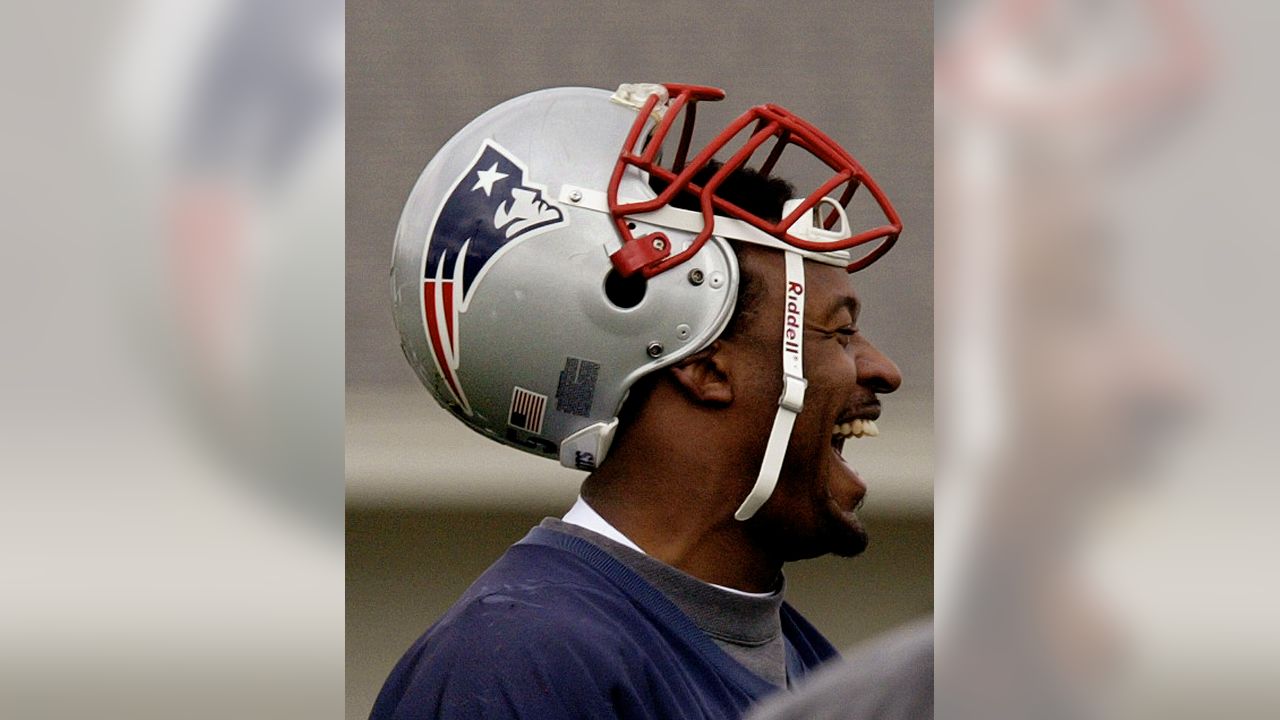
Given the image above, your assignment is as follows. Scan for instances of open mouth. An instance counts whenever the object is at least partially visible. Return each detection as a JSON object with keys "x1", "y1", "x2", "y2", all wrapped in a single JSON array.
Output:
[{"x1": 830, "y1": 418, "x2": 879, "y2": 457}]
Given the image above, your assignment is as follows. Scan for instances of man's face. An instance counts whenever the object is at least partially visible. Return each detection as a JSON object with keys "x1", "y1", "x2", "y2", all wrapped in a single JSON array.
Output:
[{"x1": 729, "y1": 248, "x2": 902, "y2": 560}]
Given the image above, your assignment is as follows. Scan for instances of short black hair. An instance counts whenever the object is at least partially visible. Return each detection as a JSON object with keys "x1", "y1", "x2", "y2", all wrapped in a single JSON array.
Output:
[
  {"x1": 657, "y1": 161, "x2": 795, "y2": 339},
  {"x1": 664, "y1": 161, "x2": 795, "y2": 222}
]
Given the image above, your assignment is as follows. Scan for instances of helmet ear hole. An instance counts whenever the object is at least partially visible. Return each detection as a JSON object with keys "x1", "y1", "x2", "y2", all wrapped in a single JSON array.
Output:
[{"x1": 604, "y1": 268, "x2": 647, "y2": 309}]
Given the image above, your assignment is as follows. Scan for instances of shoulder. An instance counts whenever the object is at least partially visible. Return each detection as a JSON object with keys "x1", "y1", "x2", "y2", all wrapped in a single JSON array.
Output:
[
  {"x1": 418, "y1": 540, "x2": 656, "y2": 671},
  {"x1": 451, "y1": 540, "x2": 646, "y2": 642},
  {"x1": 442, "y1": 578, "x2": 639, "y2": 656},
  {"x1": 370, "y1": 546, "x2": 660, "y2": 720}
]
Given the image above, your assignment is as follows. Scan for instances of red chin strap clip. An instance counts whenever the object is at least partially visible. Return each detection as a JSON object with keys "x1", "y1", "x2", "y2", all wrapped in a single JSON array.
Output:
[{"x1": 606, "y1": 83, "x2": 902, "y2": 279}]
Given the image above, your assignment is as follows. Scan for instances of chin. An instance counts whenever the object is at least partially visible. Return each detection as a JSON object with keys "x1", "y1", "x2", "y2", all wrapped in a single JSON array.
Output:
[
  {"x1": 818, "y1": 461, "x2": 870, "y2": 557},
  {"x1": 763, "y1": 505, "x2": 869, "y2": 561},
  {"x1": 823, "y1": 504, "x2": 870, "y2": 558},
  {"x1": 752, "y1": 459, "x2": 872, "y2": 560},
  {"x1": 827, "y1": 524, "x2": 869, "y2": 558}
]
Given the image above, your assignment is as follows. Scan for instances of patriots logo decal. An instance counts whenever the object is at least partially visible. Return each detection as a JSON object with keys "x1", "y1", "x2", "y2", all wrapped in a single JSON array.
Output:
[{"x1": 420, "y1": 140, "x2": 567, "y2": 415}]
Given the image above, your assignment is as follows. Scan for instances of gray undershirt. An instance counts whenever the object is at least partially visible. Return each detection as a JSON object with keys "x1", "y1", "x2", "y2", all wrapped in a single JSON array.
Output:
[{"x1": 539, "y1": 517, "x2": 789, "y2": 687}]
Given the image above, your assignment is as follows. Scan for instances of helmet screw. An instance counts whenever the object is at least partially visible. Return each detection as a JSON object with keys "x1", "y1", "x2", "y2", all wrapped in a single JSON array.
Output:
[
  {"x1": 568, "y1": 190, "x2": 582, "y2": 202},
  {"x1": 652, "y1": 237, "x2": 666, "y2": 252},
  {"x1": 646, "y1": 342, "x2": 664, "y2": 358},
  {"x1": 687, "y1": 268, "x2": 704, "y2": 285}
]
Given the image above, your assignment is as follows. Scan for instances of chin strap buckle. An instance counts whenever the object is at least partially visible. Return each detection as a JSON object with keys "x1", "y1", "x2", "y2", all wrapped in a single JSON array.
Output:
[
  {"x1": 735, "y1": 251, "x2": 806, "y2": 521},
  {"x1": 779, "y1": 373, "x2": 807, "y2": 414}
]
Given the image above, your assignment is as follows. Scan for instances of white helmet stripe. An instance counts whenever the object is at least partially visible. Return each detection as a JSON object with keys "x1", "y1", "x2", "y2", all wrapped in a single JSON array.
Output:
[{"x1": 558, "y1": 185, "x2": 853, "y2": 269}]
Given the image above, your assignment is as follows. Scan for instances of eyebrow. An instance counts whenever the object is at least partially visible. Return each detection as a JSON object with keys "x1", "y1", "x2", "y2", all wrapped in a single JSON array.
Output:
[{"x1": 819, "y1": 293, "x2": 860, "y2": 323}]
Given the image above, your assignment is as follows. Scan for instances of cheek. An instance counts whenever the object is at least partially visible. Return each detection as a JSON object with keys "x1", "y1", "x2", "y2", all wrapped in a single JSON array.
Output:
[
  {"x1": 802, "y1": 347, "x2": 859, "y2": 392},
  {"x1": 783, "y1": 350, "x2": 856, "y2": 442}
]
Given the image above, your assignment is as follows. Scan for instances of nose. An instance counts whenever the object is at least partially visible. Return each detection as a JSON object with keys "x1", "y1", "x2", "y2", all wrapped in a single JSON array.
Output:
[{"x1": 857, "y1": 336, "x2": 902, "y2": 394}]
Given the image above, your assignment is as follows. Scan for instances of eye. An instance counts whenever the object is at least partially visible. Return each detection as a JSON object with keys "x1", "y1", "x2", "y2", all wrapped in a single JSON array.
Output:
[{"x1": 833, "y1": 326, "x2": 857, "y2": 347}]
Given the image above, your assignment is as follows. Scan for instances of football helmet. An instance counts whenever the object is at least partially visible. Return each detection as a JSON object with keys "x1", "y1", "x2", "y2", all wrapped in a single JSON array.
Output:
[{"x1": 392, "y1": 83, "x2": 900, "y2": 518}]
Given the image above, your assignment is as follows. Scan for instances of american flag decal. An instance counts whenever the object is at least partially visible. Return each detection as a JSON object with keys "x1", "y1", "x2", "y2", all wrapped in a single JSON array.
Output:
[{"x1": 508, "y1": 386, "x2": 547, "y2": 435}]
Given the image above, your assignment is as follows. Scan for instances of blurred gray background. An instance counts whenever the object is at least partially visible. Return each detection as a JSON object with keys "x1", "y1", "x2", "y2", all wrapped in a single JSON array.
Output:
[{"x1": 346, "y1": 2, "x2": 932, "y2": 718}]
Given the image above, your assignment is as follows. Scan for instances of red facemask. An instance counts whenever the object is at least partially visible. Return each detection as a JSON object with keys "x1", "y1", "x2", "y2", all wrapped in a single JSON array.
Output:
[{"x1": 607, "y1": 83, "x2": 902, "y2": 279}]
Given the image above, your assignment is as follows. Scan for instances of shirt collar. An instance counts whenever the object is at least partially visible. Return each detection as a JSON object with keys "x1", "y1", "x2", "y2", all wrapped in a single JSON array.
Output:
[{"x1": 562, "y1": 495, "x2": 645, "y2": 553}]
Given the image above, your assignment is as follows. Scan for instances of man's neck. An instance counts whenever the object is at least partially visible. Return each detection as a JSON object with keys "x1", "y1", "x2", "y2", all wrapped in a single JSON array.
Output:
[{"x1": 581, "y1": 466, "x2": 782, "y2": 594}]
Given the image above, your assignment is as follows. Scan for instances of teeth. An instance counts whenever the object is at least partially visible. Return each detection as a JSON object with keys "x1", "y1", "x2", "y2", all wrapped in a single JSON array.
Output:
[{"x1": 830, "y1": 419, "x2": 880, "y2": 439}]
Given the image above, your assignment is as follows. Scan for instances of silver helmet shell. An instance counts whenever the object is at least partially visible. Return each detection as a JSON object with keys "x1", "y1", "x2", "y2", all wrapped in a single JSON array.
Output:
[{"x1": 391, "y1": 87, "x2": 739, "y2": 470}]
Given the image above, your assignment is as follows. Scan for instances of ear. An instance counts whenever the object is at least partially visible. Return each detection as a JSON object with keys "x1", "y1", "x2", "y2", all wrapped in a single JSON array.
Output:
[{"x1": 668, "y1": 342, "x2": 734, "y2": 406}]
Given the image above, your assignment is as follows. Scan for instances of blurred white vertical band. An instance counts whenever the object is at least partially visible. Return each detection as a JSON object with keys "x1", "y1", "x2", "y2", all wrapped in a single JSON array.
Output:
[
  {"x1": 1, "y1": 1, "x2": 343, "y2": 718},
  {"x1": 936, "y1": 1, "x2": 1279, "y2": 717}
]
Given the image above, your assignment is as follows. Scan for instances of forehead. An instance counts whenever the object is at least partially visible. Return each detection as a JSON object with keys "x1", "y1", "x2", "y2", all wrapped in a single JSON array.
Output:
[
  {"x1": 740, "y1": 247, "x2": 861, "y2": 320},
  {"x1": 805, "y1": 261, "x2": 860, "y2": 319}
]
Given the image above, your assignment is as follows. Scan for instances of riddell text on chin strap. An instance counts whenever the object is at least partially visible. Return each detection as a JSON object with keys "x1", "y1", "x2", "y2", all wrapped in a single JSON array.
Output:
[{"x1": 735, "y1": 250, "x2": 807, "y2": 521}]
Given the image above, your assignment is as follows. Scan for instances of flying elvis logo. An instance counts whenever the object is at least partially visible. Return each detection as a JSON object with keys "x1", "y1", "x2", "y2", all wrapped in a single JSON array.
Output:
[{"x1": 420, "y1": 140, "x2": 567, "y2": 415}]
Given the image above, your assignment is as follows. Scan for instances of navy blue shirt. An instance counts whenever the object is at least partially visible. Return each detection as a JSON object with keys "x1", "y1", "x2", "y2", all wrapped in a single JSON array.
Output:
[{"x1": 370, "y1": 526, "x2": 839, "y2": 719}]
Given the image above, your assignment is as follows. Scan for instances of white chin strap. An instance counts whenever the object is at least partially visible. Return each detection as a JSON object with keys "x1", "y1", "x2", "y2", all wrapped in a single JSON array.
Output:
[{"x1": 734, "y1": 251, "x2": 807, "y2": 521}]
